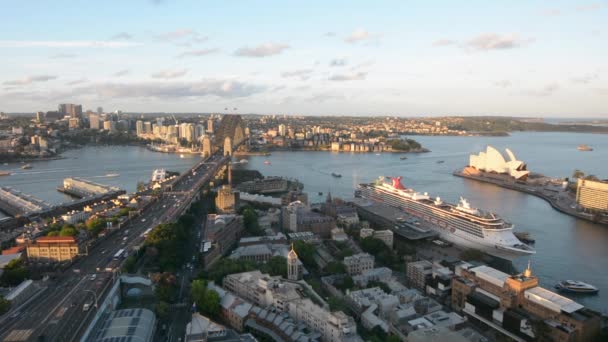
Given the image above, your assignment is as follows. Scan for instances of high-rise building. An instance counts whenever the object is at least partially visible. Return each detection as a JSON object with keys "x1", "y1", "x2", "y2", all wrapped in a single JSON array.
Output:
[
  {"x1": 68, "y1": 118, "x2": 80, "y2": 129},
  {"x1": 136, "y1": 120, "x2": 144, "y2": 136},
  {"x1": 144, "y1": 121, "x2": 152, "y2": 134},
  {"x1": 278, "y1": 124, "x2": 287, "y2": 137},
  {"x1": 215, "y1": 185, "x2": 239, "y2": 214},
  {"x1": 35, "y1": 111, "x2": 45, "y2": 123},
  {"x1": 287, "y1": 245, "x2": 301, "y2": 280},
  {"x1": 576, "y1": 178, "x2": 608, "y2": 212},
  {"x1": 207, "y1": 118, "x2": 214, "y2": 133},
  {"x1": 89, "y1": 113, "x2": 101, "y2": 130},
  {"x1": 58, "y1": 103, "x2": 82, "y2": 118},
  {"x1": 103, "y1": 120, "x2": 116, "y2": 132}
]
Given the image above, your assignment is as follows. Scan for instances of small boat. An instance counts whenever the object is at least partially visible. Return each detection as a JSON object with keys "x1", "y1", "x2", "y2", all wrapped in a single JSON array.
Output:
[
  {"x1": 21, "y1": 164, "x2": 32, "y2": 169},
  {"x1": 179, "y1": 154, "x2": 185, "y2": 158},
  {"x1": 239, "y1": 159, "x2": 248, "y2": 164},
  {"x1": 514, "y1": 231, "x2": 535, "y2": 244},
  {"x1": 555, "y1": 280, "x2": 598, "y2": 294},
  {"x1": 400, "y1": 156, "x2": 408, "y2": 160},
  {"x1": 375, "y1": 153, "x2": 381, "y2": 156},
  {"x1": 105, "y1": 173, "x2": 120, "y2": 177},
  {"x1": 318, "y1": 192, "x2": 323, "y2": 196},
  {"x1": 0, "y1": 171, "x2": 11, "y2": 176},
  {"x1": 436, "y1": 160, "x2": 445, "y2": 164},
  {"x1": 264, "y1": 160, "x2": 271, "y2": 165},
  {"x1": 577, "y1": 144, "x2": 593, "y2": 151},
  {"x1": 331, "y1": 172, "x2": 342, "y2": 178}
]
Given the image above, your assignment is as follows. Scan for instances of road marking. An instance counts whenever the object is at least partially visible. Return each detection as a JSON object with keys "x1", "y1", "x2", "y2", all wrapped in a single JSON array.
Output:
[{"x1": 41, "y1": 276, "x2": 87, "y2": 325}]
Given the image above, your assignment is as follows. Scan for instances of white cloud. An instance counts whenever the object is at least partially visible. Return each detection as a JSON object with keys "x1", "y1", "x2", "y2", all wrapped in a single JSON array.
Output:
[
  {"x1": 493, "y1": 80, "x2": 512, "y2": 88},
  {"x1": 329, "y1": 58, "x2": 348, "y2": 67},
  {"x1": 156, "y1": 29, "x2": 207, "y2": 43},
  {"x1": 177, "y1": 48, "x2": 219, "y2": 58},
  {"x1": 571, "y1": 72, "x2": 599, "y2": 84},
  {"x1": 0, "y1": 40, "x2": 140, "y2": 48},
  {"x1": 151, "y1": 69, "x2": 188, "y2": 79},
  {"x1": 465, "y1": 33, "x2": 532, "y2": 51},
  {"x1": 345, "y1": 29, "x2": 371, "y2": 43},
  {"x1": 432, "y1": 39, "x2": 455, "y2": 47},
  {"x1": 576, "y1": 3, "x2": 605, "y2": 11},
  {"x1": 324, "y1": 32, "x2": 336, "y2": 37},
  {"x1": 328, "y1": 71, "x2": 367, "y2": 81},
  {"x1": 541, "y1": 8, "x2": 561, "y2": 16},
  {"x1": 67, "y1": 78, "x2": 88, "y2": 86},
  {"x1": 523, "y1": 82, "x2": 560, "y2": 96},
  {"x1": 3, "y1": 75, "x2": 57, "y2": 86},
  {"x1": 50, "y1": 53, "x2": 78, "y2": 59},
  {"x1": 113, "y1": 69, "x2": 130, "y2": 77},
  {"x1": 234, "y1": 43, "x2": 290, "y2": 57},
  {"x1": 280, "y1": 69, "x2": 313, "y2": 81},
  {"x1": 111, "y1": 32, "x2": 133, "y2": 40}
]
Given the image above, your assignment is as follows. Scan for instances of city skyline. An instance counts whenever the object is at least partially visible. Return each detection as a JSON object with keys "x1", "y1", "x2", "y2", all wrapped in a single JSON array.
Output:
[{"x1": 1, "y1": 0, "x2": 607, "y2": 117}]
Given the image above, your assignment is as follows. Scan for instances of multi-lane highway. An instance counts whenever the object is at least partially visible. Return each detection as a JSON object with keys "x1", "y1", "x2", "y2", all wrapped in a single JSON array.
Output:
[{"x1": 0, "y1": 154, "x2": 229, "y2": 342}]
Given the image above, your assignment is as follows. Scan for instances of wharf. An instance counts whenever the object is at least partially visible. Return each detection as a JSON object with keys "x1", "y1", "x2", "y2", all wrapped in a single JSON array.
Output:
[
  {"x1": 453, "y1": 170, "x2": 608, "y2": 226},
  {"x1": 0, "y1": 186, "x2": 53, "y2": 217},
  {"x1": 347, "y1": 197, "x2": 438, "y2": 240}
]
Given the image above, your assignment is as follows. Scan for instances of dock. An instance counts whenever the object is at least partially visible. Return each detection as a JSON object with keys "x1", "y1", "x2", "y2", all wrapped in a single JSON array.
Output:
[
  {"x1": 0, "y1": 186, "x2": 53, "y2": 217},
  {"x1": 453, "y1": 170, "x2": 608, "y2": 225},
  {"x1": 58, "y1": 177, "x2": 122, "y2": 198},
  {"x1": 347, "y1": 197, "x2": 438, "y2": 240}
]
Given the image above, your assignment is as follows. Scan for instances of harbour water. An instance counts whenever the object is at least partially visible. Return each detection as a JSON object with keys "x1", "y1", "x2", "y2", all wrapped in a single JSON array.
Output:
[{"x1": 0, "y1": 133, "x2": 607, "y2": 312}]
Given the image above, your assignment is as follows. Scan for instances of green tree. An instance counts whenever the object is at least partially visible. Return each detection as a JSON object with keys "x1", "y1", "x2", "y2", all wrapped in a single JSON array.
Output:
[
  {"x1": 122, "y1": 256, "x2": 137, "y2": 273},
  {"x1": 460, "y1": 248, "x2": 484, "y2": 261},
  {"x1": 260, "y1": 256, "x2": 287, "y2": 277},
  {"x1": 0, "y1": 296, "x2": 11, "y2": 315},
  {"x1": 47, "y1": 231, "x2": 59, "y2": 237},
  {"x1": 242, "y1": 207, "x2": 263, "y2": 236},
  {"x1": 191, "y1": 279, "x2": 221, "y2": 319},
  {"x1": 59, "y1": 226, "x2": 78, "y2": 237},
  {"x1": 136, "y1": 181, "x2": 147, "y2": 192},
  {"x1": 293, "y1": 240, "x2": 317, "y2": 270},
  {"x1": 324, "y1": 261, "x2": 346, "y2": 275},
  {"x1": 0, "y1": 259, "x2": 29, "y2": 287},
  {"x1": 85, "y1": 217, "x2": 106, "y2": 236},
  {"x1": 155, "y1": 301, "x2": 170, "y2": 321}
]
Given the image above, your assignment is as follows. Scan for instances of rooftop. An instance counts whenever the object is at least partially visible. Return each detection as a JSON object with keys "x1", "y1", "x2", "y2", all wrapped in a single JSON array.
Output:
[
  {"x1": 524, "y1": 287, "x2": 584, "y2": 314},
  {"x1": 470, "y1": 265, "x2": 509, "y2": 288}
]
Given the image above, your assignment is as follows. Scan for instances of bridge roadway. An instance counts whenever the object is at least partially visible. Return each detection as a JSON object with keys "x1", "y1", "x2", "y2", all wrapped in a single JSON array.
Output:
[{"x1": 0, "y1": 154, "x2": 230, "y2": 342}]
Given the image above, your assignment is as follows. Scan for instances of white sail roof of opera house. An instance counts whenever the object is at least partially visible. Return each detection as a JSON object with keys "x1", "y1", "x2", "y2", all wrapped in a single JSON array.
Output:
[{"x1": 469, "y1": 146, "x2": 530, "y2": 180}]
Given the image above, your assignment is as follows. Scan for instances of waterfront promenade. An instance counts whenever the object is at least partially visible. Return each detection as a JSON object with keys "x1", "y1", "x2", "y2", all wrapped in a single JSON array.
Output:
[{"x1": 453, "y1": 170, "x2": 608, "y2": 226}]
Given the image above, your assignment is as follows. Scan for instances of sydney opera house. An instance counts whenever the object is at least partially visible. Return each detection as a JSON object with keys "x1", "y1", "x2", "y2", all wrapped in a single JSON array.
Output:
[{"x1": 464, "y1": 146, "x2": 530, "y2": 180}]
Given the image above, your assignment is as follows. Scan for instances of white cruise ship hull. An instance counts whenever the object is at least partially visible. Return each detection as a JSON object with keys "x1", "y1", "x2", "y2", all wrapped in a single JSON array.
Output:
[{"x1": 357, "y1": 181, "x2": 535, "y2": 261}]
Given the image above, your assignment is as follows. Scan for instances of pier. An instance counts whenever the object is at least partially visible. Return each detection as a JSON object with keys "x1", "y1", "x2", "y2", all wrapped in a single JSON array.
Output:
[
  {"x1": 348, "y1": 197, "x2": 438, "y2": 240},
  {"x1": 58, "y1": 177, "x2": 122, "y2": 198},
  {"x1": 0, "y1": 186, "x2": 53, "y2": 217},
  {"x1": 453, "y1": 170, "x2": 608, "y2": 226}
]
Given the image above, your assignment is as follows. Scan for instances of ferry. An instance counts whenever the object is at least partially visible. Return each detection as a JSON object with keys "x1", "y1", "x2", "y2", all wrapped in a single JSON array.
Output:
[
  {"x1": 436, "y1": 160, "x2": 445, "y2": 164},
  {"x1": 105, "y1": 173, "x2": 120, "y2": 177},
  {"x1": 264, "y1": 160, "x2": 271, "y2": 165},
  {"x1": 400, "y1": 156, "x2": 408, "y2": 160},
  {"x1": 514, "y1": 231, "x2": 535, "y2": 244},
  {"x1": 577, "y1": 144, "x2": 593, "y2": 151},
  {"x1": 555, "y1": 280, "x2": 598, "y2": 294},
  {"x1": 21, "y1": 164, "x2": 32, "y2": 169},
  {"x1": 331, "y1": 173, "x2": 342, "y2": 178},
  {"x1": 0, "y1": 171, "x2": 10, "y2": 177},
  {"x1": 356, "y1": 176, "x2": 536, "y2": 260}
]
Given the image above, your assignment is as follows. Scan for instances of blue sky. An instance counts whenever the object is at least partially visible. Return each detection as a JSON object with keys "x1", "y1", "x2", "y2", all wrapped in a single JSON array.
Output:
[{"x1": 0, "y1": 0, "x2": 606, "y2": 116}]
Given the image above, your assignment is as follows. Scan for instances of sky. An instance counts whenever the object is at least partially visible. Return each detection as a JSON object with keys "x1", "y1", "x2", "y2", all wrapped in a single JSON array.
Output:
[{"x1": 0, "y1": 0, "x2": 607, "y2": 117}]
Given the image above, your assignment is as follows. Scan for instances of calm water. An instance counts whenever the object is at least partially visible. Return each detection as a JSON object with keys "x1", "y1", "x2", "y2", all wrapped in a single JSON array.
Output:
[
  {"x1": 236, "y1": 132, "x2": 608, "y2": 312},
  {"x1": 0, "y1": 133, "x2": 607, "y2": 312}
]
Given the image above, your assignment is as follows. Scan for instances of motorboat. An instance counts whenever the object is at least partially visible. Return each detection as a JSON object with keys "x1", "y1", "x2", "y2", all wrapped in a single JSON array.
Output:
[
  {"x1": 21, "y1": 164, "x2": 32, "y2": 169},
  {"x1": 264, "y1": 160, "x2": 271, "y2": 165},
  {"x1": 555, "y1": 280, "x2": 598, "y2": 294},
  {"x1": 331, "y1": 173, "x2": 342, "y2": 178},
  {"x1": 400, "y1": 156, "x2": 408, "y2": 160}
]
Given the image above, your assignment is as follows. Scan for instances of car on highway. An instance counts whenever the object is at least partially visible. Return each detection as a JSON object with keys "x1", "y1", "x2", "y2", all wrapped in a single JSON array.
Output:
[
  {"x1": 9, "y1": 311, "x2": 20, "y2": 318},
  {"x1": 90, "y1": 274, "x2": 97, "y2": 281}
]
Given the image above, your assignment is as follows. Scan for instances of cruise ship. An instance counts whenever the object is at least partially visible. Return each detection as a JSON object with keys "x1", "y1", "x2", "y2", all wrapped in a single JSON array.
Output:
[{"x1": 356, "y1": 176, "x2": 535, "y2": 260}]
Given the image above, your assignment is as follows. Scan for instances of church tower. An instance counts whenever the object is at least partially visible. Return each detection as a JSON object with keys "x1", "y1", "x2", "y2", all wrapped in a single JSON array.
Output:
[{"x1": 287, "y1": 244, "x2": 300, "y2": 280}]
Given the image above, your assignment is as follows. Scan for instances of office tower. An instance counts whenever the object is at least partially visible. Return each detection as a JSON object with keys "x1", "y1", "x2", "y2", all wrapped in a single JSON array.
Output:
[
  {"x1": 89, "y1": 114, "x2": 100, "y2": 130},
  {"x1": 58, "y1": 103, "x2": 83, "y2": 118},
  {"x1": 136, "y1": 120, "x2": 144, "y2": 135}
]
